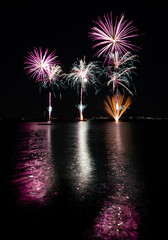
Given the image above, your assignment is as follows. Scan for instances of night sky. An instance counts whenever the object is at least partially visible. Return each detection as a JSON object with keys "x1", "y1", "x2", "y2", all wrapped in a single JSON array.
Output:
[{"x1": 1, "y1": 0, "x2": 168, "y2": 119}]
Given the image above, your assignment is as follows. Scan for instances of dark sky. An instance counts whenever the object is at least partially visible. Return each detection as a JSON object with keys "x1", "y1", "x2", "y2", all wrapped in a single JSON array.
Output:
[{"x1": 1, "y1": 0, "x2": 168, "y2": 119}]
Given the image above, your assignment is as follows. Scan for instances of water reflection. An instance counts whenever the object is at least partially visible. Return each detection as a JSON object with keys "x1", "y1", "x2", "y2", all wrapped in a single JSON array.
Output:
[
  {"x1": 70, "y1": 122, "x2": 95, "y2": 196},
  {"x1": 92, "y1": 122, "x2": 139, "y2": 239},
  {"x1": 12, "y1": 123, "x2": 56, "y2": 205}
]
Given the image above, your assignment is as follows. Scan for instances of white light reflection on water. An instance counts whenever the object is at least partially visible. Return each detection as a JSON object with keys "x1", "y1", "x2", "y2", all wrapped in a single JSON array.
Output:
[
  {"x1": 92, "y1": 122, "x2": 140, "y2": 240},
  {"x1": 12, "y1": 123, "x2": 57, "y2": 205},
  {"x1": 69, "y1": 121, "x2": 95, "y2": 197}
]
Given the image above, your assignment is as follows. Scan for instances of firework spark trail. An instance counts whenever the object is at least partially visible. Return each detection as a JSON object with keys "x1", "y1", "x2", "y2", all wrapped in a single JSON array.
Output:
[
  {"x1": 24, "y1": 47, "x2": 58, "y2": 81},
  {"x1": 105, "y1": 67, "x2": 135, "y2": 96},
  {"x1": 46, "y1": 65, "x2": 62, "y2": 82},
  {"x1": 119, "y1": 96, "x2": 132, "y2": 118},
  {"x1": 109, "y1": 51, "x2": 137, "y2": 70},
  {"x1": 44, "y1": 64, "x2": 64, "y2": 122},
  {"x1": 105, "y1": 95, "x2": 117, "y2": 120},
  {"x1": 104, "y1": 95, "x2": 132, "y2": 121},
  {"x1": 89, "y1": 12, "x2": 139, "y2": 63},
  {"x1": 103, "y1": 51, "x2": 137, "y2": 96},
  {"x1": 103, "y1": 51, "x2": 137, "y2": 121},
  {"x1": 41, "y1": 64, "x2": 63, "y2": 89},
  {"x1": 48, "y1": 92, "x2": 52, "y2": 122},
  {"x1": 66, "y1": 57, "x2": 100, "y2": 92}
]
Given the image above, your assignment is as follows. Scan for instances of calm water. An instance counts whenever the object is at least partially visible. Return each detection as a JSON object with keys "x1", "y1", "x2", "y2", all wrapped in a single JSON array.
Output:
[{"x1": 1, "y1": 120, "x2": 167, "y2": 239}]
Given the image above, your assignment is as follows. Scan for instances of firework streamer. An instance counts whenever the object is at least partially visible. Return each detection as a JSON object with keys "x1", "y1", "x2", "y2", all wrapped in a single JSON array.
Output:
[{"x1": 66, "y1": 57, "x2": 101, "y2": 120}]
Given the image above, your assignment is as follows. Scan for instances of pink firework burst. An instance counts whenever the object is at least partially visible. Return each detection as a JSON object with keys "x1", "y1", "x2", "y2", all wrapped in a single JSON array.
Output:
[
  {"x1": 89, "y1": 12, "x2": 139, "y2": 62},
  {"x1": 24, "y1": 47, "x2": 58, "y2": 81}
]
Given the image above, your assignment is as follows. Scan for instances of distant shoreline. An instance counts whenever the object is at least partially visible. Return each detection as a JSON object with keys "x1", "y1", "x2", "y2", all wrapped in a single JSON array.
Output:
[{"x1": 0, "y1": 116, "x2": 168, "y2": 123}]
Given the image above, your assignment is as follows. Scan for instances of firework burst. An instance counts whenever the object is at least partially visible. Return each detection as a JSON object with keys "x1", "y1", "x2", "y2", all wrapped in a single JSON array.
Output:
[
  {"x1": 24, "y1": 47, "x2": 58, "y2": 81},
  {"x1": 104, "y1": 95, "x2": 132, "y2": 121},
  {"x1": 41, "y1": 64, "x2": 63, "y2": 89},
  {"x1": 89, "y1": 12, "x2": 139, "y2": 63},
  {"x1": 24, "y1": 47, "x2": 63, "y2": 122},
  {"x1": 104, "y1": 51, "x2": 137, "y2": 96},
  {"x1": 105, "y1": 66, "x2": 135, "y2": 96},
  {"x1": 66, "y1": 57, "x2": 101, "y2": 120},
  {"x1": 66, "y1": 57, "x2": 100, "y2": 92},
  {"x1": 102, "y1": 51, "x2": 137, "y2": 121},
  {"x1": 109, "y1": 51, "x2": 137, "y2": 70}
]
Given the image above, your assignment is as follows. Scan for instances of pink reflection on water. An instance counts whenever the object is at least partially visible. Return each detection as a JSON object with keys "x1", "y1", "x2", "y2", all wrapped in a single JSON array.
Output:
[
  {"x1": 12, "y1": 123, "x2": 57, "y2": 205},
  {"x1": 92, "y1": 123, "x2": 139, "y2": 239},
  {"x1": 93, "y1": 196, "x2": 139, "y2": 239}
]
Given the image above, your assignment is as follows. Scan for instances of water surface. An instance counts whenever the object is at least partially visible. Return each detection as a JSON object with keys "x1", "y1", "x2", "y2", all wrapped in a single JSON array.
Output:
[{"x1": 1, "y1": 120, "x2": 167, "y2": 239}]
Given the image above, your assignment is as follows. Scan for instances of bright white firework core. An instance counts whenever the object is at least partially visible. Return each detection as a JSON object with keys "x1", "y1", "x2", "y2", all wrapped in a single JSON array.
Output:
[
  {"x1": 116, "y1": 102, "x2": 119, "y2": 110},
  {"x1": 83, "y1": 77, "x2": 88, "y2": 83},
  {"x1": 48, "y1": 106, "x2": 52, "y2": 112}
]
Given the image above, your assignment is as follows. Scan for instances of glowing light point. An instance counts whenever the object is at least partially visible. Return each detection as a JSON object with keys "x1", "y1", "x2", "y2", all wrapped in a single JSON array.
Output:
[
  {"x1": 48, "y1": 106, "x2": 52, "y2": 112},
  {"x1": 115, "y1": 117, "x2": 119, "y2": 122},
  {"x1": 79, "y1": 104, "x2": 83, "y2": 111},
  {"x1": 76, "y1": 104, "x2": 87, "y2": 121},
  {"x1": 80, "y1": 113, "x2": 84, "y2": 121},
  {"x1": 116, "y1": 102, "x2": 119, "y2": 111},
  {"x1": 83, "y1": 77, "x2": 88, "y2": 83}
]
